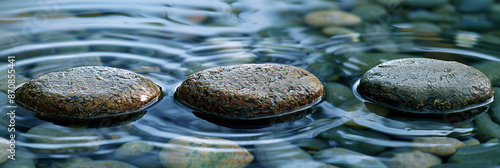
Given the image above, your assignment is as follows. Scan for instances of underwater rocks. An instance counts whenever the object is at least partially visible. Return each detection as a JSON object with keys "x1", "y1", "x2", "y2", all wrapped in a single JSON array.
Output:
[
  {"x1": 448, "y1": 143, "x2": 500, "y2": 164},
  {"x1": 304, "y1": 10, "x2": 362, "y2": 27},
  {"x1": 387, "y1": 151, "x2": 442, "y2": 168},
  {"x1": 114, "y1": 141, "x2": 154, "y2": 160},
  {"x1": 15, "y1": 66, "x2": 160, "y2": 125},
  {"x1": 357, "y1": 58, "x2": 493, "y2": 113},
  {"x1": 412, "y1": 137, "x2": 465, "y2": 156},
  {"x1": 175, "y1": 64, "x2": 324, "y2": 118},
  {"x1": 159, "y1": 136, "x2": 253, "y2": 168}
]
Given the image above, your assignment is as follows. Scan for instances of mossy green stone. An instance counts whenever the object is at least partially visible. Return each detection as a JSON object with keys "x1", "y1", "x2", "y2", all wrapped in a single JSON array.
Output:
[
  {"x1": 357, "y1": 58, "x2": 493, "y2": 113},
  {"x1": 15, "y1": 66, "x2": 161, "y2": 119},
  {"x1": 175, "y1": 64, "x2": 324, "y2": 118}
]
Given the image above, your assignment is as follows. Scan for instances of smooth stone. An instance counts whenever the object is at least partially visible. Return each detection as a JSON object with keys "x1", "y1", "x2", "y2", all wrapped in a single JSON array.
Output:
[
  {"x1": 357, "y1": 58, "x2": 493, "y2": 113},
  {"x1": 324, "y1": 82, "x2": 354, "y2": 105},
  {"x1": 406, "y1": 10, "x2": 456, "y2": 22},
  {"x1": 68, "y1": 160, "x2": 137, "y2": 168},
  {"x1": 276, "y1": 160, "x2": 339, "y2": 168},
  {"x1": 160, "y1": 136, "x2": 253, "y2": 168},
  {"x1": 352, "y1": 4, "x2": 388, "y2": 21},
  {"x1": 403, "y1": 0, "x2": 449, "y2": 8},
  {"x1": 114, "y1": 141, "x2": 154, "y2": 160},
  {"x1": 474, "y1": 113, "x2": 500, "y2": 140},
  {"x1": 412, "y1": 137, "x2": 465, "y2": 156},
  {"x1": 50, "y1": 157, "x2": 93, "y2": 168},
  {"x1": 16, "y1": 66, "x2": 160, "y2": 118},
  {"x1": 489, "y1": 4, "x2": 500, "y2": 24},
  {"x1": 486, "y1": 138, "x2": 500, "y2": 143},
  {"x1": 314, "y1": 148, "x2": 387, "y2": 168},
  {"x1": 291, "y1": 138, "x2": 329, "y2": 151},
  {"x1": 175, "y1": 64, "x2": 324, "y2": 118},
  {"x1": 448, "y1": 143, "x2": 500, "y2": 164},
  {"x1": 453, "y1": 0, "x2": 494, "y2": 13},
  {"x1": 316, "y1": 125, "x2": 389, "y2": 155},
  {"x1": 304, "y1": 10, "x2": 362, "y2": 27},
  {"x1": 387, "y1": 151, "x2": 442, "y2": 168},
  {"x1": 462, "y1": 138, "x2": 480, "y2": 146},
  {"x1": 0, "y1": 138, "x2": 9, "y2": 165},
  {"x1": 255, "y1": 140, "x2": 313, "y2": 168},
  {"x1": 321, "y1": 26, "x2": 358, "y2": 37},
  {"x1": 26, "y1": 123, "x2": 103, "y2": 154},
  {"x1": 430, "y1": 163, "x2": 498, "y2": 168}
]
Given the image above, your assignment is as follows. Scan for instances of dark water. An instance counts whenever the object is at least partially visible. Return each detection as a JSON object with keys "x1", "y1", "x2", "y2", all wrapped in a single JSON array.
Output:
[{"x1": 1, "y1": 0, "x2": 500, "y2": 167}]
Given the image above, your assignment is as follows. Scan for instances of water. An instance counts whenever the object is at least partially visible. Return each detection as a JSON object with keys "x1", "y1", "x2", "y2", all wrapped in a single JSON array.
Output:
[{"x1": 1, "y1": 0, "x2": 500, "y2": 167}]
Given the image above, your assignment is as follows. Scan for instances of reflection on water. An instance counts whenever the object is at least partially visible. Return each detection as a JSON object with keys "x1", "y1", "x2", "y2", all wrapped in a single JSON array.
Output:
[{"x1": 1, "y1": 0, "x2": 500, "y2": 167}]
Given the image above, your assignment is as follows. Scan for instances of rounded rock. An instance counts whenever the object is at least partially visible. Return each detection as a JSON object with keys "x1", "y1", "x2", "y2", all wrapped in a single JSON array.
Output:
[
  {"x1": 175, "y1": 64, "x2": 324, "y2": 118},
  {"x1": 15, "y1": 66, "x2": 161, "y2": 118},
  {"x1": 357, "y1": 58, "x2": 493, "y2": 113},
  {"x1": 403, "y1": 0, "x2": 449, "y2": 8},
  {"x1": 159, "y1": 136, "x2": 253, "y2": 168},
  {"x1": 114, "y1": 141, "x2": 154, "y2": 160},
  {"x1": 304, "y1": 10, "x2": 362, "y2": 27},
  {"x1": 412, "y1": 137, "x2": 465, "y2": 156},
  {"x1": 387, "y1": 151, "x2": 442, "y2": 168}
]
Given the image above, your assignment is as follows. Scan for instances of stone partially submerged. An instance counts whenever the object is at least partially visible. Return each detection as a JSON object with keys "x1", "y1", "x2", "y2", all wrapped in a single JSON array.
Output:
[
  {"x1": 356, "y1": 58, "x2": 493, "y2": 113},
  {"x1": 15, "y1": 66, "x2": 161, "y2": 126},
  {"x1": 175, "y1": 64, "x2": 324, "y2": 119}
]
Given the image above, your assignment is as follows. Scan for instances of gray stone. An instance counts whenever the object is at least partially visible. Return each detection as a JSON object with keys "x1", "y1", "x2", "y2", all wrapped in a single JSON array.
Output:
[
  {"x1": 16, "y1": 66, "x2": 161, "y2": 119},
  {"x1": 357, "y1": 58, "x2": 493, "y2": 113},
  {"x1": 321, "y1": 26, "x2": 358, "y2": 37},
  {"x1": 68, "y1": 160, "x2": 138, "y2": 168},
  {"x1": 160, "y1": 136, "x2": 253, "y2": 168},
  {"x1": 387, "y1": 151, "x2": 442, "y2": 168},
  {"x1": 352, "y1": 4, "x2": 387, "y2": 22},
  {"x1": 316, "y1": 125, "x2": 389, "y2": 155},
  {"x1": 114, "y1": 141, "x2": 154, "y2": 160},
  {"x1": 448, "y1": 143, "x2": 500, "y2": 164},
  {"x1": 403, "y1": 0, "x2": 449, "y2": 8},
  {"x1": 314, "y1": 148, "x2": 387, "y2": 168},
  {"x1": 453, "y1": 0, "x2": 494, "y2": 13},
  {"x1": 324, "y1": 82, "x2": 354, "y2": 105},
  {"x1": 255, "y1": 140, "x2": 313, "y2": 168},
  {"x1": 412, "y1": 137, "x2": 465, "y2": 156},
  {"x1": 26, "y1": 123, "x2": 103, "y2": 154},
  {"x1": 175, "y1": 64, "x2": 324, "y2": 118},
  {"x1": 304, "y1": 10, "x2": 362, "y2": 27}
]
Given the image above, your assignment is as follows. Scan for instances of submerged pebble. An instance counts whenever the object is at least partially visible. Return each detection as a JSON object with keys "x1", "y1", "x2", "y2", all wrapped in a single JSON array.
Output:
[
  {"x1": 67, "y1": 160, "x2": 138, "y2": 168},
  {"x1": 304, "y1": 10, "x2": 362, "y2": 27},
  {"x1": 159, "y1": 136, "x2": 253, "y2": 168},
  {"x1": 412, "y1": 137, "x2": 465, "y2": 156},
  {"x1": 175, "y1": 64, "x2": 324, "y2": 118},
  {"x1": 114, "y1": 141, "x2": 154, "y2": 160},
  {"x1": 357, "y1": 58, "x2": 493, "y2": 113},
  {"x1": 16, "y1": 66, "x2": 160, "y2": 119},
  {"x1": 448, "y1": 143, "x2": 500, "y2": 164},
  {"x1": 387, "y1": 151, "x2": 442, "y2": 168}
]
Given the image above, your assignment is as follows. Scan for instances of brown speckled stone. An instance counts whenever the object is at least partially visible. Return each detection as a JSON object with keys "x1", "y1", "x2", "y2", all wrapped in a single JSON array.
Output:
[
  {"x1": 15, "y1": 66, "x2": 161, "y2": 118},
  {"x1": 175, "y1": 64, "x2": 324, "y2": 118},
  {"x1": 357, "y1": 58, "x2": 493, "y2": 113}
]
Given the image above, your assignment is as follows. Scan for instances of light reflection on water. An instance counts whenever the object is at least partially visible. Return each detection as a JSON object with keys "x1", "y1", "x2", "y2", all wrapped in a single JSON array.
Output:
[{"x1": 1, "y1": 0, "x2": 500, "y2": 167}]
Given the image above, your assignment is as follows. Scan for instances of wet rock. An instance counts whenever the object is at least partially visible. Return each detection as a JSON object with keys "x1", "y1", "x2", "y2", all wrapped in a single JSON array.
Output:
[
  {"x1": 473, "y1": 61, "x2": 500, "y2": 87},
  {"x1": 474, "y1": 113, "x2": 500, "y2": 140},
  {"x1": 403, "y1": 0, "x2": 449, "y2": 8},
  {"x1": 342, "y1": 53, "x2": 415, "y2": 76},
  {"x1": 412, "y1": 137, "x2": 465, "y2": 156},
  {"x1": 357, "y1": 58, "x2": 493, "y2": 113},
  {"x1": 448, "y1": 143, "x2": 500, "y2": 164},
  {"x1": 291, "y1": 138, "x2": 329, "y2": 151},
  {"x1": 114, "y1": 141, "x2": 154, "y2": 160},
  {"x1": 276, "y1": 160, "x2": 339, "y2": 168},
  {"x1": 68, "y1": 160, "x2": 137, "y2": 168},
  {"x1": 26, "y1": 123, "x2": 103, "y2": 154},
  {"x1": 485, "y1": 138, "x2": 499, "y2": 143},
  {"x1": 304, "y1": 10, "x2": 362, "y2": 27},
  {"x1": 387, "y1": 151, "x2": 442, "y2": 168},
  {"x1": 255, "y1": 140, "x2": 313, "y2": 168},
  {"x1": 352, "y1": 4, "x2": 388, "y2": 22},
  {"x1": 453, "y1": 0, "x2": 494, "y2": 13},
  {"x1": 314, "y1": 148, "x2": 387, "y2": 168},
  {"x1": 50, "y1": 157, "x2": 93, "y2": 168},
  {"x1": 160, "y1": 136, "x2": 253, "y2": 168},
  {"x1": 316, "y1": 125, "x2": 389, "y2": 155},
  {"x1": 324, "y1": 82, "x2": 354, "y2": 105},
  {"x1": 321, "y1": 26, "x2": 358, "y2": 37},
  {"x1": 16, "y1": 66, "x2": 160, "y2": 120},
  {"x1": 462, "y1": 138, "x2": 480, "y2": 146},
  {"x1": 175, "y1": 64, "x2": 324, "y2": 118},
  {"x1": 430, "y1": 163, "x2": 498, "y2": 168}
]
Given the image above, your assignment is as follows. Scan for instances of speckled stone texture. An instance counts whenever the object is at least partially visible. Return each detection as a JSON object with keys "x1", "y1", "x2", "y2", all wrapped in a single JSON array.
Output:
[
  {"x1": 357, "y1": 58, "x2": 493, "y2": 113},
  {"x1": 15, "y1": 66, "x2": 161, "y2": 118},
  {"x1": 175, "y1": 64, "x2": 324, "y2": 118}
]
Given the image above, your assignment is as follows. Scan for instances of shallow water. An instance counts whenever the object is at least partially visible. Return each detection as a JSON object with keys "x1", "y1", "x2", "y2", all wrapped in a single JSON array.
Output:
[{"x1": 1, "y1": 0, "x2": 500, "y2": 167}]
